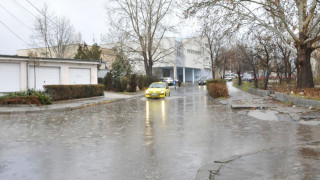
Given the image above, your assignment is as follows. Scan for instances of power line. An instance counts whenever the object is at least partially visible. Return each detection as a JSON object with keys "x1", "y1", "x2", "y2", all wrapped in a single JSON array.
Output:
[
  {"x1": 10, "y1": 0, "x2": 35, "y2": 25},
  {"x1": 0, "y1": 20, "x2": 32, "y2": 46},
  {"x1": 12, "y1": 0, "x2": 37, "y2": 20},
  {"x1": 25, "y1": 0, "x2": 59, "y2": 27},
  {"x1": 0, "y1": 4, "x2": 32, "y2": 30}
]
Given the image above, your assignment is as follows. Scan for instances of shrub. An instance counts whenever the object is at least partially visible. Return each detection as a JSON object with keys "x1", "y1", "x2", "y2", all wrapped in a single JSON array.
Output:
[
  {"x1": 129, "y1": 74, "x2": 137, "y2": 92},
  {"x1": 137, "y1": 75, "x2": 159, "y2": 90},
  {"x1": 98, "y1": 78, "x2": 104, "y2": 84},
  {"x1": 207, "y1": 81, "x2": 229, "y2": 98},
  {"x1": 44, "y1": 85, "x2": 104, "y2": 101},
  {"x1": 103, "y1": 72, "x2": 114, "y2": 91},
  {"x1": 113, "y1": 77, "x2": 128, "y2": 92},
  {"x1": 0, "y1": 96, "x2": 41, "y2": 105},
  {"x1": 0, "y1": 89, "x2": 52, "y2": 105}
]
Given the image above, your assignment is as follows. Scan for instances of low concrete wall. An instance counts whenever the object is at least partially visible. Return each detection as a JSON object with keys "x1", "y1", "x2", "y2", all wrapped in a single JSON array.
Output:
[
  {"x1": 273, "y1": 92, "x2": 320, "y2": 108},
  {"x1": 248, "y1": 88, "x2": 271, "y2": 97}
]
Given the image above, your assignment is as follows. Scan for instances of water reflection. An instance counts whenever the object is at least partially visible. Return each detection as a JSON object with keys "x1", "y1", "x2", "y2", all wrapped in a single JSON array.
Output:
[
  {"x1": 198, "y1": 85, "x2": 207, "y2": 91},
  {"x1": 161, "y1": 100, "x2": 166, "y2": 125},
  {"x1": 145, "y1": 99, "x2": 167, "y2": 145}
]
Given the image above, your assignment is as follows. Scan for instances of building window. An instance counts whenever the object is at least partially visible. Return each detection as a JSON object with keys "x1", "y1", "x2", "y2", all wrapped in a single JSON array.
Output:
[{"x1": 187, "y1": 49, "x2": 201, "y2": 55}]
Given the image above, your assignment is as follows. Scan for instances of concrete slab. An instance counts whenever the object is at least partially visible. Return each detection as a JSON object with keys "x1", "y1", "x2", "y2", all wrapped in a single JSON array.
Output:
[
  {"x1": 247, "y1": 110, "x2": 279, "y2": 121},
  {"x1": 214, "y1": 155, "x2": 241, "y2": 163},
  {"x1": 198, "y1": 163, "x2": 222, "y2": 173},
  {"x1": 231, "y1": 104, "x2": 276, "y2": 109},
  {"x1": 195, "y1": 170, "x2": 211, "y2": 180}
]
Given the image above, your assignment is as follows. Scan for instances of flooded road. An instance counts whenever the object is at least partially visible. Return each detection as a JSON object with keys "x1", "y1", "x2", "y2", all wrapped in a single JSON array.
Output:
[{"x1": 1, "y1": 85, "x2": 320, "y2": 179}]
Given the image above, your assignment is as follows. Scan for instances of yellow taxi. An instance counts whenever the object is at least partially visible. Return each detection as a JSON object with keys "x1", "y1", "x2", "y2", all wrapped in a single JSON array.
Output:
[{"x1": 145, "y1": 82, "x2": 170, "y2": 98}]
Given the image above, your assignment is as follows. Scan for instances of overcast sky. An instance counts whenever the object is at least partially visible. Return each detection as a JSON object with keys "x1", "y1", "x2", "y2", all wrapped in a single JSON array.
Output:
[{"x1": 0, "y1": 0, "x2": 198, "y2": 56}]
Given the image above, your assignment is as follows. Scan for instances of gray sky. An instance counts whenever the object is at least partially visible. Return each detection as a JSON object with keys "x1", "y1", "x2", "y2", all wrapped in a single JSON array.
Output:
[
  {"x1": 0, "y1": 0, "x2": 198, "y2": 55},
  {"x1": 0, "y1": 0, "x2": 107, "y2": 55}
]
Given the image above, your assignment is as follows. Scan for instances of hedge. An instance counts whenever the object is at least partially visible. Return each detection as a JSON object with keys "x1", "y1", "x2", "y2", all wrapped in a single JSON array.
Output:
[
  {"x1": 0, "y1": 89, "x2": 52, "y2": 105},
  {"x1": 44, "y1": 84, "x2": 105, "y2": 101},
  {"x1": 206, "y1": 79, "x2": 228, "y2": 98},
  {"x1": 0, "y1": 96, "x2": 41, "y2": 105}
]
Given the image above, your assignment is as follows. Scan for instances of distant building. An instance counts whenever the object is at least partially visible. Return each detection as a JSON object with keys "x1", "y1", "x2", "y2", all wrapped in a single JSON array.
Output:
[
  {"x1": 102, "y1": 37, "x2": 217, "y2": 83},
  {"x1": 17, "y1": 44, "x2": 117, "y2": 71}
]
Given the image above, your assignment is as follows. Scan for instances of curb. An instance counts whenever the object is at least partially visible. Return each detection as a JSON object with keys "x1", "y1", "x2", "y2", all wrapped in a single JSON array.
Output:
[
  {"x1": 0, "y1": 94, "x2": 144, "y2": 115},
  {"x1": 246, "y1": 88, "x2": 320, "y2": 109},
  {"x1": 196, "y1": 140, "x2": 320, "y2": 180}
]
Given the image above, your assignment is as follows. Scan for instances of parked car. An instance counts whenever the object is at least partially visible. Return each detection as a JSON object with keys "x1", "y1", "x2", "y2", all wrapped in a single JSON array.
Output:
[
  {"x1": 224, "y1": 73, "x2": 236, "y2": 81},
  {"x1": 161, "y1": 77, "x2": 174, "y2": 85},
  {"x1": 145, "y1": 82, "x2": 170, "y2": 98},
  {"x1": 198, "y1": 77, "x2": 208, "y2": 85},
  {"x1": 243, "y1": 74, "x2": 254, "y2": 81}
]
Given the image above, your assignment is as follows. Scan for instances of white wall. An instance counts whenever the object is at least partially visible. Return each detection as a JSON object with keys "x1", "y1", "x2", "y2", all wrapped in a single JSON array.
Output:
[
  {"x1": 0, "y1": 56, "x2": 99, "y2": 92},
  {"x1": 181, "y1": 37, "x2": 210, "y2": 69}
]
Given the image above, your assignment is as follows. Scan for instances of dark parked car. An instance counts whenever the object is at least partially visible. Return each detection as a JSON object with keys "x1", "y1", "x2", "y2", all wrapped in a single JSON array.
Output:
[{"x1": 198, "y1": 77, "x2": 208, "y2": 85}]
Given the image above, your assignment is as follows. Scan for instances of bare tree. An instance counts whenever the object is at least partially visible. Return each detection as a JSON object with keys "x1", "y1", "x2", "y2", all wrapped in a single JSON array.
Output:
[
  {"x1": 28, "y1": 51, "x2": 40, "y2": 90},
  {"x1": 238, "y1": 44, "x2": 260, "y2": 88},
  {"x1": 200, "y1": 19, "x2": 227, "y2": 79},
  {"x1": 32, "y1": 4, "x2": 80, "y2": 58},
  {"x1": 106, "y1": 0, "x2": 175, "y2": 76},
  {"x1": 49, "y1": 16, "x2": 77, "y2": 58},
  {"x1": 186, "y1": 0, "x2": 320, "y2": 88},
  {"x1": 32, "y1": 3, "x2": 52, "y2": 57}
]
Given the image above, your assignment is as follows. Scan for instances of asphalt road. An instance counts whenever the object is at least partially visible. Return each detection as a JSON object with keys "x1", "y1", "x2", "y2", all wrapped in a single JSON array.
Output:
[{"x1": 0, "y1": 84, "x2": 320, "y2": 179}]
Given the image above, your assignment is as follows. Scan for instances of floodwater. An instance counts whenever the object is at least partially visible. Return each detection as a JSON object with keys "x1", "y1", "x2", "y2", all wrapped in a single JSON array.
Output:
[{"x1": 1, "y1": 85, "x2": 320, "y2": 179}]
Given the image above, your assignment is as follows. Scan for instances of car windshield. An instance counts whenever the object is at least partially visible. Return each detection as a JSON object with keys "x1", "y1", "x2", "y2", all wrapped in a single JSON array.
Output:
[
  {"x1": 200, "y1": 77, "x2": 207, "y2": 80},
  {"x1": 149, "y1": 83, "x2": 165, "y2": 88},
  {"x1": 244, "y1": 74, "x2": 252, "y2": 77}
]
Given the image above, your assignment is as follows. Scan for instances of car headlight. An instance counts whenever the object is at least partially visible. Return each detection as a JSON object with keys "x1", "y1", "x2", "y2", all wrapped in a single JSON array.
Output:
[
  {"x1": 160, "y1": 90, "x2": 164, "y2": 93},
  {"x1": 145, "y1": 90, "x2": 149, "y2": 94}
]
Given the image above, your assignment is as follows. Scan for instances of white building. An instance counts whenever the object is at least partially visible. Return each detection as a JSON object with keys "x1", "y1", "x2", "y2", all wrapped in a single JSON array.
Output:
[
  {"x1": 0, "y1": 55, "x2": 99, "y2": 92},
  {"x1": 102, "y1": 37, "x2": 213, "y2": 83}
]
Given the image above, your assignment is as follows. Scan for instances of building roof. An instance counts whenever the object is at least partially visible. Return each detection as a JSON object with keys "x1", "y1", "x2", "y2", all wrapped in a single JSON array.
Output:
[{"x1": 0, "y1": 54, "x2": 101, "y2": 64}]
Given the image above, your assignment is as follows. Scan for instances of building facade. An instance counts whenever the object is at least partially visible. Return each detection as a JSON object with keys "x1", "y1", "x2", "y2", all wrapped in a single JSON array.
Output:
[
  {"x1": 102, "y1": 37, "x2": 214, "y2": 83},
  {"x1": 0, "y1": 55, "x2": 99, "y2": 92}
]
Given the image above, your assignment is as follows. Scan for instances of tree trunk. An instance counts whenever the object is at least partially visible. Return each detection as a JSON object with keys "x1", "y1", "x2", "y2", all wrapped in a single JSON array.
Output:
[
  {"x1": 237, "y1": 70, "x2": 242, "y2": 86},
  {"x1": 295, "y1": 46, "x2": 314, "y2": 89},
  {"x1": 263, "y1": 70, "x2": 270, "y2": 90},
  {"x1": 212, "y1": 68, "x2": 215, "y2": 79},
  {"x1": 253, "y1": 73, "x2": 258, "y2": 88}
]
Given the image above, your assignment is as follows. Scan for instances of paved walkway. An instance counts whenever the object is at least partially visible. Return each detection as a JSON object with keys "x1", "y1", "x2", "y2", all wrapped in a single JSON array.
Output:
[
  {"x1": 221, "y1": 82, "x2": 319, "y2": 123},
  {"x1": 0, "y1": 91, "x2": 144, "y2": 114}
]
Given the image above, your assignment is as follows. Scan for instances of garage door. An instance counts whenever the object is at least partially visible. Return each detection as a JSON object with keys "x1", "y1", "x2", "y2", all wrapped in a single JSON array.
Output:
[
  {"x1": 28, "y1": 66, "x2": 60, "y2": 90},
  {"x1": 0, "y1": 63, "x2": 20, "y2": 92},
  {"x1": 69, "y1": 68, "x2": 91, "y2": 84}
]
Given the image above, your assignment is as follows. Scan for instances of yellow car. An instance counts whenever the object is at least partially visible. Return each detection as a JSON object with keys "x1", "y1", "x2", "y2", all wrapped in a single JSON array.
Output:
[{"x1": 145, "y1": 82, "x2": 170, "y2": 98}]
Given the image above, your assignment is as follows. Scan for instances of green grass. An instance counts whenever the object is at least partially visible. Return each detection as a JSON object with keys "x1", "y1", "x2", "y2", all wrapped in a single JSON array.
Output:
[{"x1": 233, "y1": 81, "x2": 254, "y2": 92}]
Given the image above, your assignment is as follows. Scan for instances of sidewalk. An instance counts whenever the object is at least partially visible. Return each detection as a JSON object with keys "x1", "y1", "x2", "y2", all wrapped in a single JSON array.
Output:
[
  {"x1": 0, "y1": 91, "x2": 144, "y2": 115},
  {"x1": 219, "y1": 82, "x2": 319, "y2": 123}
]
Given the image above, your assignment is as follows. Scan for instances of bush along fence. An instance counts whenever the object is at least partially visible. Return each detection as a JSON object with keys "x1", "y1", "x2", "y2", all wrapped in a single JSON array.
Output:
[
  {"x1": 206, "y1": 79, "x2": 229, "y2": 98},
  {"x1": 102, "y1": 73, "x2": 159, "y2": 92},
  {"x1": 0, "y1": 89, "x2": 52, "y2": 105},
  {"x1": 44, "y1": 85, "x2": 105, "y2": 101}
]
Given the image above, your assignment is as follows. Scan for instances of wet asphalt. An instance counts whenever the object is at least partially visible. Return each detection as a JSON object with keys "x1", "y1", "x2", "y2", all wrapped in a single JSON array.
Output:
[{"x1": 0, "y1": 83, "x2": 320, "y2": 179}]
